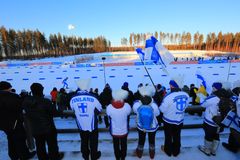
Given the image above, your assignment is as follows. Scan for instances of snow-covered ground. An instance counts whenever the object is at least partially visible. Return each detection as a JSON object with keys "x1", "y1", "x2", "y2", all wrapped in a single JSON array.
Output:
[
  {"x1": 0, "y1": 51, "x2": 239, "y2": 95},
  {"x1": 1, "y1": 51, "x2": 240, "y2": 159},
  {"x1": 1, "y1": 114, "x2": 240, "y2": 159}
]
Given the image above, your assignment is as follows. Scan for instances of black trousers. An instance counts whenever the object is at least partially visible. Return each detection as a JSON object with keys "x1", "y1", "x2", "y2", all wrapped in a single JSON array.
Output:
[
  {"x1": 112, "y1": 136, "x2": 127, "y2": 160},
  {"x1": 163, "y1": 121, "x2": 183, "y2": 156},
  {"x1": 227, "y1": 128, "x2": 240, "y2": 149},
  {"x1": 80, "y1": 129, "x2": 99, "y2": 160},
  {"x1": 137, "y1": 129, "x2": 156, "y2": 149},
  {"x1": 34, "y1": 130, "x2": 59, "y2": 160},
  {"x1": 4, "y1": 122, "x2": 31, "y2": 160},
  {"x1": 203, "y1": 122, "x2": 219, "y2": 141}
]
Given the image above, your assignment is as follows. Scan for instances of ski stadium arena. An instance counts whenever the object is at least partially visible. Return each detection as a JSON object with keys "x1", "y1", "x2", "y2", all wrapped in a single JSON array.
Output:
[
  {"x1": 1, "y1": 51, "x2": 240, "y2": 159},
  {"x1": 0, "y1": 51, "x2": 239, "y2": 95}
]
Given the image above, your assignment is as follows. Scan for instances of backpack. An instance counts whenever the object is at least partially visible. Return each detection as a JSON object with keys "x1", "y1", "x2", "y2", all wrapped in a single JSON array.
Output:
[{"x1": 138, "y1": 105, "x2": 154, "y2": 130}]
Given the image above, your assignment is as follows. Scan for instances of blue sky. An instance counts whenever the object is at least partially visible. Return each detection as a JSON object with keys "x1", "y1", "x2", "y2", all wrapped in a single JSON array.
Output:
[{"x1": 1, "y1": 0, "x2": 240, "y2": 46}]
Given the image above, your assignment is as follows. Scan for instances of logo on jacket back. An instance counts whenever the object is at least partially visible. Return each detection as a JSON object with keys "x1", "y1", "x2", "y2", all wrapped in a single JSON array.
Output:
[
  {"x1": 77, "y1": 103, "x2": 87, "y2": 113},
  {"x1": 173, "y1": 95, "x2": 188, "y2": 112},
  {"x1": 138, "y1": 105, "x2": 154, "y2": 130}
]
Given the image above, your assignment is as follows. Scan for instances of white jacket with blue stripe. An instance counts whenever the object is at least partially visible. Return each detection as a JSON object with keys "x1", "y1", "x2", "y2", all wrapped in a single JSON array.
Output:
[
  {"x1": 70, "y1": 91, "x2": 102, "y2": 132},
  {"x1": 159, "y1": 91, "x2": 189, "y2": 125},
  {"x1": 202, "y1": 95, "x2": 220, "y2": 127}
]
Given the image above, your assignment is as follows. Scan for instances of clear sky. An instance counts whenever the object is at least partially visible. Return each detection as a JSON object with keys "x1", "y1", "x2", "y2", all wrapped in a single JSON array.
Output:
[{"x1": 0, "y1": 0, "x2": 240, "y2": 46}]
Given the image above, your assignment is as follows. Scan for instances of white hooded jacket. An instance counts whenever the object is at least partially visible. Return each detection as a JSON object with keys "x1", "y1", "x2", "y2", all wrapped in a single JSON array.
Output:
[{"x1": 160, "y1": 91, "x2": 189, "y2": 125}]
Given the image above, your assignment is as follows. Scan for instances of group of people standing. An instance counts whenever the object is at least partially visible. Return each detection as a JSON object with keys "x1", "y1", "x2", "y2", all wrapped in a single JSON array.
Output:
[
  {"x1": 69, "y1": 79, "x2": 240, "y2": 160},
  {"x1": 1, "y1": 78, "x2": 240, "y2": 160},
  {"x1": 0, "y1": 81, "x2": 64, "y2": 160},
  {"x1": 69, "y1": 79, "x2": 190, "y2": 159}
]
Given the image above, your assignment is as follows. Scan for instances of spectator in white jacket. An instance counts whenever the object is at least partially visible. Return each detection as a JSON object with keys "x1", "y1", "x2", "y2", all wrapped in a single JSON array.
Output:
[
  {"x1": 106, "y1": 89, "x2": 131, "y2": 160},
  {"x1": 159, "y1": 80, "x2": 189, "y2": 157},
  {"x1": 133, "y1": 85, "x2": 160, "y2": 159},
  {"x1": 70, "y1": 79, "x2": 102, "y2": 160},
  {"x1": 198, "y1": 82, "x2": 222, "y2": 156}
]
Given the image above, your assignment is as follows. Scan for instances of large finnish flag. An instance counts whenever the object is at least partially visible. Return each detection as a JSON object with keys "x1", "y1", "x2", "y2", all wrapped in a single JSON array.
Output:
[{"x1": 136, "y1": 36, "x2": 174, "y2": 67}]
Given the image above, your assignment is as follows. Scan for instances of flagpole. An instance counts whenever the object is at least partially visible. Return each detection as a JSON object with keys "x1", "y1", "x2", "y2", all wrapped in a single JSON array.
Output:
[
  {"x1": 102, "y1": 57, "x2": 107, "y2": 85},
  {"x1": 138, "y1": 55, "x2": 156, "y2": 88},
  {"x1": 227, "y1": 58, "x2": 232, "y2": 81}
]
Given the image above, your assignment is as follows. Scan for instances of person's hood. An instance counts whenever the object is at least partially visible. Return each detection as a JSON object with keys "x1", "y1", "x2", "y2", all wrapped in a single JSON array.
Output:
[{"x1": 111, "y1": 100, "x2": 124, "y2": 109}]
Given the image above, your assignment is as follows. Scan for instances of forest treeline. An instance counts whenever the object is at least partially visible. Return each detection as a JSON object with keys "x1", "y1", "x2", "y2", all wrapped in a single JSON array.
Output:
[
  {"x1": 0, "y1": 26, "x2": 239, "y2": 60},
  {"x1": 0, "y1": 26, "x2": 111, "y2": 60},
  {"x1": 121, "y1": 31, "x2": 240, "y2": 52}
]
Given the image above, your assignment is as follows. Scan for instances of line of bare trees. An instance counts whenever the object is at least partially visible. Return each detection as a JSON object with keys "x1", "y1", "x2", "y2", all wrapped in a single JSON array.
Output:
[
  {"x1": 121, "y1": 31, "x2": 240, "y2": 52},
  {"x1": 0, "y1": 26, "x2": 111, "y2": 60}
]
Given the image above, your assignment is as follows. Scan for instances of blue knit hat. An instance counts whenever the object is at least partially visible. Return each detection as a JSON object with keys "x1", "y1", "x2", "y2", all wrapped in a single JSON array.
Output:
[
  {"x1": 169, "y1": 80, "x2": 179, "y2": 88},
  {"x1": 212, "y1": 82, "x2": 222, "y2": 90}
]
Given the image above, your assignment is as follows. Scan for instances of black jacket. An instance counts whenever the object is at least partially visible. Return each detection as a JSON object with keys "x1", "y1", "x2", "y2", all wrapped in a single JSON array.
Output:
[
  {"x1": 22, "y1": 96, "x2": 60, "y2": 136},
  {"x1": 99, "y1": 87, "x2": 112, "y2": 108},
  {"x1": 153, "y1": 90, "x2": 165, "y2": 106},
  {"x1": 0, "y1": 91, "x2": 23, "y2": 132},
  {"x1": 121, "y1": 86, "x2": 134, "y2": 107}
]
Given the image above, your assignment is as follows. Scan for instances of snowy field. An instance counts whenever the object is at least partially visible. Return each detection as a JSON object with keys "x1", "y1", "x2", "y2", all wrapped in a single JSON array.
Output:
[
  {"x1": 0, "y1": 51, "x2": 239, "y2": 95},
  {"x1": 1, "y1": 51, "x2": 240, "y2": 159}
]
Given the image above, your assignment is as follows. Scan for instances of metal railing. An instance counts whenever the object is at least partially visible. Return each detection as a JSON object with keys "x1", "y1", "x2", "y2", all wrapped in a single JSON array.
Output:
[{"x1": 57, "y1": 105, "x2": 205, "y2": 133}]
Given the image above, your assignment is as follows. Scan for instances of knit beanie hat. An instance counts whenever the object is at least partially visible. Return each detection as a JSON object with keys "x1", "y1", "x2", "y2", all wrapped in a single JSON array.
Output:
[
  {"x1": 112, "y1": 89, "x2": 129, "y2": 101},
  {"x1": 123, "y1": 82, "x2": 129, "y2": 88},
  {"x1": 169, "y1": 80, "x2": 179, "y2": 88},
  {"x1": 212, "y1": 82, "x2": 222, "y2": 90}
]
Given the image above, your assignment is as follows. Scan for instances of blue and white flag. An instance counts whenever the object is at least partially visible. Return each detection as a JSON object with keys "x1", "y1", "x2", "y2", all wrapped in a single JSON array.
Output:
[
  {"x1": 154, "y1": 36, "x2": 174, "y2": 67},
  {"x1": 136, "y1": 48, "x2": 145, "y2": 61},
  {"x1": 136, "y1": 36, "x2": 174, "y2": 67},
  {"x1": 150, "y1": 36, "x2": 166, "y2": 65},
  {"x1": 196, "y1": 71, "x2": 211, "y2": 94}
]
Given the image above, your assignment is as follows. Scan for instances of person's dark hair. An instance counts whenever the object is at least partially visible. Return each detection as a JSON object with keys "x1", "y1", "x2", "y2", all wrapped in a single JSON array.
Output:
[
  {"x1": 232, "y1": 87, "x2": 240, "y2": 96},
  {"x1": 60, "y1": 88, "x2": 65, "y2": 93},
  {"x1": 156, "y1": 84, "x2": 162, "y2": 90},
  {"x1": 138, "y1": 83, "x2": 143, "y2": 88},
  {"x1": 0, "y1": 81, "x2": 12, "y2": 90},
  {"x1": 105, "y1": 83, "x2": 110, "y2": 88},
  {"x1": 30, "y1": 83, "x2": 44, "y2": 97},
  {"x1": 140, "y1": 96, "x2": 152, "y2": 105},
  {"x1": 214, "y1": 88, "x2": 231, "y2": 98}
]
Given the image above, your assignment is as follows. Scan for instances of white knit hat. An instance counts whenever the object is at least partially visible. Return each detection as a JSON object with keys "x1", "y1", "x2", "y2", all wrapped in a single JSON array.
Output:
[
  {"x1": 112, "y1": 89, "x2": 129, "y2": 101},
  {"x1": 76, "y1": 78, "x2": 91, "y2": 91},
  {"x1": 138, "y1": 85, "x2": 155, "y2": 97}
]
